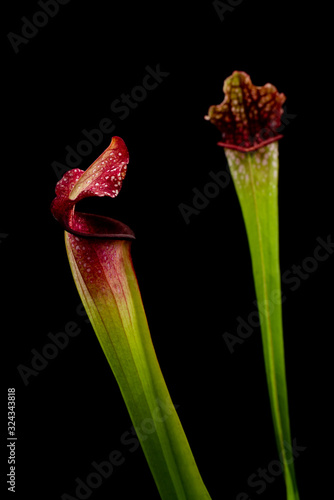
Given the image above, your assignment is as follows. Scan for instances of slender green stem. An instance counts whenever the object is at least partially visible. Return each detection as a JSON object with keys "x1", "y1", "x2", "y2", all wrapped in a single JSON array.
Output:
[
  {"x1": 225, "y1": 143, "x2": 300, "y2": 500},
  {"x1": 65, "y1": 234, "x2": 212, "y2": 500}
]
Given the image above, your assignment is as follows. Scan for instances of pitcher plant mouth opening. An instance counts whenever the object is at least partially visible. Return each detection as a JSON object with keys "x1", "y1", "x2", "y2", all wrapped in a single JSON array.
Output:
[
  {"x1": 205, "y1": 70, "x2": 286, "y2": 152},
  {"x1": 51, "y1": 136, "x2": 135, "y2": 239},
  {"x1": 55, "y1": 211, "x2": 135, "y2": 240}
]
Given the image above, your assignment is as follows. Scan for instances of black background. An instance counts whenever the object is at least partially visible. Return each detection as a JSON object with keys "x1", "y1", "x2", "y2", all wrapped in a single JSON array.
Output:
[{"x1": 2, "y1": 1, "x2": 332, "y2": 499}]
